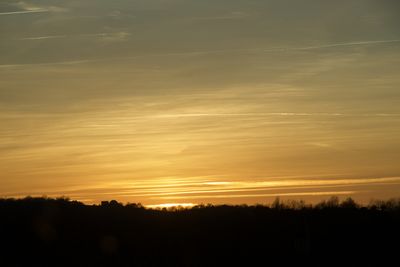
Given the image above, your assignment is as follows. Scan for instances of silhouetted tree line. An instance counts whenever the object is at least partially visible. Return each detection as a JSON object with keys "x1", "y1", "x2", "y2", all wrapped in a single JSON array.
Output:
[{"x1": 1, "y1": 196, "x2": 400, "y2": 266}]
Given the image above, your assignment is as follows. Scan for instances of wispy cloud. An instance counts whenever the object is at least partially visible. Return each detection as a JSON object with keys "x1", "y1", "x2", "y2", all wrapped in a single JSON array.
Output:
[
  {"x1": 0, "y1": 1, "x2": 68, "y2": 15},
  {"x1": 14, "y1": 1, "x2": 68, "y2": 13},
  {"x1": 94, "y1": 32, "x2": 131, "y2": 43},
  {"x1": 192, "y1": 11, "x2": 248, "y2": 21}
]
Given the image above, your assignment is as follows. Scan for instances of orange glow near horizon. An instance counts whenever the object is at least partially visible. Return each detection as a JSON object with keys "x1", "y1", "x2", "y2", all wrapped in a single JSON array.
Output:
[{"x1": 146, "y1": 203, "x2": 197, "y2": 209}]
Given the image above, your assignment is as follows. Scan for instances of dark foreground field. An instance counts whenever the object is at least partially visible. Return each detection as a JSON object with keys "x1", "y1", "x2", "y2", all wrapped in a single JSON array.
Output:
[{"x1": 1, "y1": 197, "x2": 400, "y2": 266}]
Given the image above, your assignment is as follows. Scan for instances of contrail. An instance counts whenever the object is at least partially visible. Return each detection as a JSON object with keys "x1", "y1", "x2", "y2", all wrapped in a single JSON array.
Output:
[
  {"x1": 142, "y1": 39, "x2": 400, "y2": 56},
  {"x1": 0, "y1": 10, "x2": 48, "y2": 16},
  {"x1": 1, "y1": 39, "x2": 399, "y2": 68},
  {"x1": 20, "y1": 35, "x2": 67, "y2": 40},
  {"x1": 18, "y1": 32, "x2": 130, "y2": 41},
  {"x1": 0, "y1": 60, "x2": 93, "y2": 69},
  {"x1": 273, "y1": 39, "x2": 400, "y2": 52}
]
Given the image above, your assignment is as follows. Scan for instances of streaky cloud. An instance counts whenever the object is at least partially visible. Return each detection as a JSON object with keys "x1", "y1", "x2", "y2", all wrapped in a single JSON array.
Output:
[
  {"x1": 149, "y1": 113, "x2": 400, "y2": 119},
  {"x1": 0, "y1": 10, "x2": 48, "y2": 15},
  {"x1": 157, "y1": 191, "x2": 359, "y2": 200}
]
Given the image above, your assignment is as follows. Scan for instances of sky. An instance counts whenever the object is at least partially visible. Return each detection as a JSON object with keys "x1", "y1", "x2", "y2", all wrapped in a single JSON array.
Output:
[{"x1": 1, "y1": 0, "x2": 400, "y2": 205}]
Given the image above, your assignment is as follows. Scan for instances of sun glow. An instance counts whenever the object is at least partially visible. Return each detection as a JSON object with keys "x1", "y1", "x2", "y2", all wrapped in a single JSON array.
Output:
[{"x1": 146, "y1": 203, "x2": 197, "y2": 209}]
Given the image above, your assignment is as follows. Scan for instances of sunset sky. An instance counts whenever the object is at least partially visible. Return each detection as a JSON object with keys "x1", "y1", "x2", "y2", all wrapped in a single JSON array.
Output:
[{"x1": 1, "y1": 0, "x2": 400, "y2": 205}]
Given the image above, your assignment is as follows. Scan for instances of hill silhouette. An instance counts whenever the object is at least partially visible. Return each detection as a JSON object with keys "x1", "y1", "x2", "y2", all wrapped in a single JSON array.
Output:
[{"x1": 1, "y1": 196, "x2": 399, "y2": 266}]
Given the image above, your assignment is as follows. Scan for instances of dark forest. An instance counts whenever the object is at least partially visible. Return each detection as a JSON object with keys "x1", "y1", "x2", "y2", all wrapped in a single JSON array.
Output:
[{"x1": 1, "y1": 197, "x2": 399, "y2": 266}]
